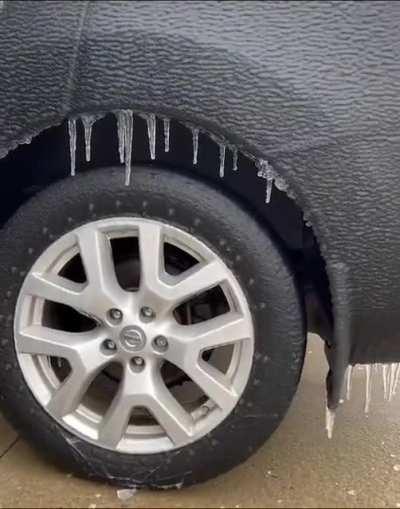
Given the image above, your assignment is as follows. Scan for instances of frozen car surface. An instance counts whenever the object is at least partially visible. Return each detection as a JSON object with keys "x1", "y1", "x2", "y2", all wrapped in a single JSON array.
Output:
[{"x1": 0, "y1": 0, "x2": 399, "y2": 488}]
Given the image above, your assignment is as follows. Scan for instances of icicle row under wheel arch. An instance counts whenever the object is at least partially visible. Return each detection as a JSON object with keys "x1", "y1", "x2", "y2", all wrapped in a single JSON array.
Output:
[{"x1": 66, "y1": 111, "x2": 290, "y2": 200}]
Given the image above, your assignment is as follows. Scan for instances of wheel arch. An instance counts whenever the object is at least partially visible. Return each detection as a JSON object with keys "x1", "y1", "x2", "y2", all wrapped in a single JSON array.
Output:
[{"x1": 0, "y1": 111, "x2": 333, "y2": 363}]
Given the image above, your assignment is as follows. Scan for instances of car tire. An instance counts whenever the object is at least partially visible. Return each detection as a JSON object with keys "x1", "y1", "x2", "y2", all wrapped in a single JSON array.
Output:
[{"x1": 0, "y1": 166, "x2": 305, "y2": 489}]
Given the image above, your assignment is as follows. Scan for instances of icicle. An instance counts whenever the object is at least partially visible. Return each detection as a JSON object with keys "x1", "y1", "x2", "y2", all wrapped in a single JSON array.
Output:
[
  {"x1": 365, "y1": 365, "x2": 372, "y2": 413},
  {"x1": 192, "y1": 128, "x2": 199, "y2": 165},
  {"x1": 325, "y1": 406, "x2": 335, "y2": 439},
  {"x1": 114, "y1": 110, "x2": 134, "y2": 185},
  {"x1": 123, "y1": 111, "x2": 133, "y2": 186},
  {"x1": 389, "y1": 363, "x2": 398, "y2": 401},
  {"x1": 383, "y1": 364, "x2": 388, "y2": 400},
  {"x1": 68, "y1": 119, "x2": 77, "y2": 176},
  {"x1": 144, "y1": 113, "x2": 156, "y2": 160},
  {"x1": 257, "y1": 159, "x2": 274, "y2": 204},
  {"x1": 81, "y1": 114, "x2": 102, "y2": 162},
  {"x1": 393, "y1": 363, "x2": 400, "y2": 396},
  {"x1": 232, "y1": 147, "x2": 238, "y2": 172},
  {"x1": 219, "y1": 144, "x2": 226, "y2": 178},
  {"x1": 163, "y1": 118, "x2": 170, "y2": 153},
  {"x1": 346, "y1": 365, "x2": 353, "y2": 401},
  {"x1": 116, "y1": 111, "x2": 125, "y2": 164}
]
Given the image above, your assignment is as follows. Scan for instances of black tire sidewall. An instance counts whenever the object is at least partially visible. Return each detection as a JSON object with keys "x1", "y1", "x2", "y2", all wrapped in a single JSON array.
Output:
[{"x1": 0, "y1": 167, "x2": 305, "y2": 488}]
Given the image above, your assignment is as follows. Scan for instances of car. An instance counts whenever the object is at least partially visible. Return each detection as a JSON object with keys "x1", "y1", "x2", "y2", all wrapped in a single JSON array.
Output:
[{"x1": 0, "y1": 0, "x2": 398, "y2": 490}]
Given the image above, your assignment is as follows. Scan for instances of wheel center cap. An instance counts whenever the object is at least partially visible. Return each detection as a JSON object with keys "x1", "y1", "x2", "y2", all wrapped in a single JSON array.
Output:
[{"x1": 119, "y1": 326, "x2": 146, "y2": 352}]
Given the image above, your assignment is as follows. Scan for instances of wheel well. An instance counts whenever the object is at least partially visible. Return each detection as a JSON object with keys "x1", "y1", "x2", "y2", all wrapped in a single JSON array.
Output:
[{"x1": 0, "y1": 113, "x2": 332, "y2": 339}]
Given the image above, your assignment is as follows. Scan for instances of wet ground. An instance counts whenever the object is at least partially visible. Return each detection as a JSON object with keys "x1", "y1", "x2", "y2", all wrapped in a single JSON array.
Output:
[{"x1": 0, "y1": 334, "x2": 399, "y2": 508}]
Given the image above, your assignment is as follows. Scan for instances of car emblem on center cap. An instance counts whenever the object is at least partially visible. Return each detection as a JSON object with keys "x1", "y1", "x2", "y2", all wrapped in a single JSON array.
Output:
[{"x1": 120, "y1": 326, "x2": 146, "y2": 351}]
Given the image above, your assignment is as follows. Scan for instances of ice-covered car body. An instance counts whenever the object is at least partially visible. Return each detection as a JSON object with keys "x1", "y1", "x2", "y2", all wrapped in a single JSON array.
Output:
[{"x1": 1, "y1": 0, "x2": 400, "y2": 411}]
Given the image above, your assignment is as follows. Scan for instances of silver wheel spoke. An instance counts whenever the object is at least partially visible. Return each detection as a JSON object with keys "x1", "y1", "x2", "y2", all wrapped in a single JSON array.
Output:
[
  {"x1": 98, "y1": 367, "x2": 135, "y2": 448},
  {"x1": 46, "y1": 339, "x2": 108, "y2": 418},
  {"x1": 138, "y1": 222, "x2": 164, "y2": 294},
  {"x1": 166, "y1": 314, "x2": 250, "y2": 410},
  {"x1": 17, "y1": 325, "x2": 92, "y2": 359},
  {"x1": 76, "y1": 226, "x2": 116, "y2": 289},
  {"x1": 186, "y1": 361, "x2": 237, "y2": 411},
  {"x1": 75, "y1": 226, "x2": 125, "y2": 313},
  {"x1": 99, "y1": 366, "x2": 193, "y2": 448},
  {"x1": 24, "y1": 273, "x2": 86, "y2": 312},
  {"x1": 47, "y1": 369, "x2": 91, "y2": 417},
  {"x1": 168, "y1": 260, "x2": 227, "y2": 304},
  {"x1": 171, "y1": 313, "x2": 251, "y2": 355},
  {"x1": 138, "y1": 223, "x2": 226, "y2": 309},
  {"x1": 193, "y1": 313, "x2": 251, "y2": 351},
  {"x1": 146, "y1": 375, "x2": 194, "y2": 445}
]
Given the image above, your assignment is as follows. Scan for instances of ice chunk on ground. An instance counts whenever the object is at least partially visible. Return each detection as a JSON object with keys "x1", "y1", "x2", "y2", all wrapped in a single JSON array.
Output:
[{"x1": 117, "y1": 489, "x2": 137, "y2": 501}]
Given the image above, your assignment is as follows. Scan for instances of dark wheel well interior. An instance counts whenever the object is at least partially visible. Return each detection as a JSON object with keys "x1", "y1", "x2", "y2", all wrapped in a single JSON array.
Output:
[{"x1": 0, "y1": 114, "x2": 332, "y2": 340}]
